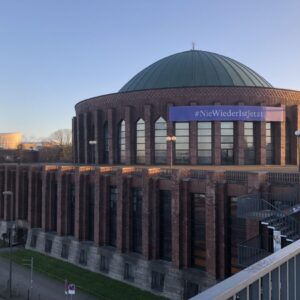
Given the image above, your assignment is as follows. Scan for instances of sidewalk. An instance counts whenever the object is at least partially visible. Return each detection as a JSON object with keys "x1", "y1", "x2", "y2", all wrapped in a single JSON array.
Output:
[{"x1": 0, "y1": 255, "x2": 97, "y2": 300}]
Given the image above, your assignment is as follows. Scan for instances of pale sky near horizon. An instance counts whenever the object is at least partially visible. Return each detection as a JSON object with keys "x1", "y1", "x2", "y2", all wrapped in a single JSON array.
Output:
[{"x1": 0, "y1": 0, "x2": 299, "y2": 139}]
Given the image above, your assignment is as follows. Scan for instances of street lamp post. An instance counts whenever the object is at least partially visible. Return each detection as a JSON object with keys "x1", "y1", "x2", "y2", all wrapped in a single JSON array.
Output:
[
  {"x1": 166, "y1": 136, "x2": 176, "y2": 169},
  {"x1": 295, "y1": 131, "x2": 300, "y2": 172},
  {"x1": 2, "y1": 190, "x2": 13, "y2": 298},
  {"x1": 88, "y1": 140, "x2": 97, "y2": 165}
]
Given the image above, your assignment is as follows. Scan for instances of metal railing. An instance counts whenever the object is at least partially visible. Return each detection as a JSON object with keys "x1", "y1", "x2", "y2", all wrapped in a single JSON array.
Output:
[{"x1": 191, "y1": 238, "x2": 300, "y2": 300}]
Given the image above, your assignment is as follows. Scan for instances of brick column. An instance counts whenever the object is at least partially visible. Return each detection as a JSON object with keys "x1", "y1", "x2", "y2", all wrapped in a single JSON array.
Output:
[
  {"x1": 125, "y1": 106, "x2": 133, "y2": 165},
  {"x1": 76, "y1": 114, "x2": 84, "y2": 163},
  {"x1": 167, "y1": 103, "x2": 175, "y2": 166},
  {"x1": 83, "y1": 112, "x2": 89, "y2": 164},
  {"x1": 108, "y1": 108, "x2": 115, "y2": 164},
  {"x1": 257, "y1": 122, "x2": 267, "y2": 165},
  {"x1": 205, "y1": 173, "x2": 217, "y2": 278},
  {"x1": 235, "y1": 121, "x2": 244, "y2": 165},
  {"x1": 190, "y1": 102, "x2": 198, "y2": 165},
  {"x1": 116, "y1": 170, "x2": 126, "y2": 252},
  {"x1": 72, "y1": 117, "x2": 78, "y2": 164},
  {"x1": 144, "y1": 105, "x2": 153, "y2": 165},
  {"x1": 15, "y1": 166, "x2": 20, "y2": 220},
  {"x1": 3, "y1": 166, "x2": 9, "y2": 221},
  {"x1": 276, "y1": 104, "x2": 286, "y2": 166},
  {"x1": 213, "y1": 121, "x2": 221, "y2": 165},
  {"x1": 27, "y1": 166, "x2": 33, "y2": 228}
]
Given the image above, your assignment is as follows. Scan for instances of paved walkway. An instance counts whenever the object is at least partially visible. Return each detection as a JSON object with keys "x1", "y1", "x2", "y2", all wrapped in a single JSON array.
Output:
[{"x1": 0, "y1": 255, "x2": 97, "y2": 300}]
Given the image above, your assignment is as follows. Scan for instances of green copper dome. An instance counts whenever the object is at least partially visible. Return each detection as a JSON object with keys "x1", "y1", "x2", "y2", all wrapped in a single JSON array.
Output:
[{"x1": 119, "y1": 50, "x2": 272, "y2": 92}]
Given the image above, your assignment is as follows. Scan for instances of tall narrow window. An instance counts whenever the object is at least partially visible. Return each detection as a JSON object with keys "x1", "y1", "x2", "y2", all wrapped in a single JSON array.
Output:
[
  {"x1": 103, "y1": 122, "x2": 109, "y2": 163},
  {"x1": 132, "y1": 188, "x2": 143, "y2": 253},
  {"x1": 155, "y1": 117, "x2": 167, "y2": 164},
  {"x1": 136, "y1": 119, "x2": 145, "y2": 164},
  {"x1": 87, "y1": 183, "x2": 94, "y2": 241},
  {"x1": 175, "y1": 122, "x2": 189, "y2": 164},
  {"x1": 109, "y1": 186, "x2": 117, "y2": 247},
  {"x1": 159, "y1": 190, "x2": 172, "y2": 261},
  {"x1": 118, "y1": 120, "x2": 126, "y2": 164},
  {"x1": 286, "y1": 120, "x2": 291, "y2": 164},
  {"x1": 244, "y1": 122, "x2": 255, "y2": 165},
  {"x1": 221, "y1": 122, "x2": 234, "y2": 165},
  {"x1": 266, "y1": 122, "x2": 274, "y2": 164},
  {"x1": 197, "y1": 122, "x2": 212, "y2": 164},
  {"x1": 191, "y1": 193, "x2": 206, "y2": 270},
  {"x1": 67, "y1": 181, "x2": 75, "y2": 236}
]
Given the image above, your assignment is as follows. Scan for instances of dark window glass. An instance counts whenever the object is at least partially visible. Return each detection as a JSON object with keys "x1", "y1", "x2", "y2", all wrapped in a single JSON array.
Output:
[
  {"x1": 244, "y1": 122, "x2": 256, "y2": 165},
  {"x1": 159, "y1": 190, "x2": 172, "y2": 261},
  {"x1": 67, "y1": 181, "x2": 75, "y2": 236},
  {"x1": 151, "y1": 271, "x2": 165, "y2": 292},
  {"x1": 79, "y1": 249, "x2": 87, "y2": 265},
  {"x1": 124, "y1": 263, "x2": 134, "y2": 281},
  {"x1": 228, "y1": 197, "x2": 246, "y2": 275},
  {"x1": 118, "y1": 120, "x2": 126, "y2": 164},
  {"x1": 221, "y1": 122, "x2": 234, "y2": 165},
  {"x1": 132, "y1": 188, "x2": 143, "y2": 253},
  {"x1": 30, "y1": 235, "x2": 37, "y2": 248},
  {"x1": 155, "y1": 117, "x2": 167, "y2": 164},
  {"x1": 87, "y1": 183, "x2": 94, "y2": 241},
  {"x1": 197, "y1": 122, "x2": 212, "y2": 164},
  {"x1": 286, "y1": 119, "x2": 291, "y2": 164},
  {"x1": 175, "y1": 122, "x2": 189, "y2": 164},
  {"x1": 61, "y1": 244, "x2": 69, "y2": 259},
  {"x1": 109, "y1": 186, "x2": 117, "y2": 247},
  {"x1": 266, "y1": 122, "x2": 274, "y2": 164},
  {"x1": 191, "y1": 193, "x2": 206, "y2": 270},
  {"x1": 100, "y1": 255, "x2": 109, "y2": 272},
  {"x1": 136, "y1": 119, "x2": 145, "y2": 164},
  {"x1": 50, "y1": 178, "x2": 57, "y2": 232},
  {"x1": 45, "y1": 239, "x2": 52, "y2": 253},
  {"x1": 103, "y1": 122, "x2": 109, "y2": 163},
  {"x1": 184, "y1": 281, "x2": 199, "y2": 299}
]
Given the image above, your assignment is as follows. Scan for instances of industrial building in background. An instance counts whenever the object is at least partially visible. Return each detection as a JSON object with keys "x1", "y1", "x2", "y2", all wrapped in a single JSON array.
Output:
[{"x1": 1, "y1": 49, "x2": 300, "y2": 299}]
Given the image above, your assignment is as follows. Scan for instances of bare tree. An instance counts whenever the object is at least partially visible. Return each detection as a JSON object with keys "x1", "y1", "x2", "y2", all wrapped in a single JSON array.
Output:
[{"x1": 50, "y1": 129, "x2": 72, "y2": 145}]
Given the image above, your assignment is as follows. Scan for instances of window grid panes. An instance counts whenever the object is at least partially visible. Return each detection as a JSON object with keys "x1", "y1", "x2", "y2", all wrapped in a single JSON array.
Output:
[
  {"x1": 266, "y1": 122, "x2": 274, "y2": 164},
  {"x1": 119, "y1": 120, "x2": 126, "y2": 164},
  {"x1": 136, "y1": 119, "x2": 145, "y2": 164},
  {"x1": 132, "y1": 188, "x2": 143, "y2": 253},
  {"x1": 221, "y1": 122, "x2": 234, "y2": 165},
  {"x1": 197, "y1": 122, "x2": 212, "y2": 165},
  {"x1": 244, "y1": 122, "x2": 255, "y2": 165},
  {"x1": 175, "y1": 122, "x2": 189, "y2": 164},
  {"x1": 155, "y1": 117, "x2": 167, "y2": 164},
  {"x1": 109, "y1": 186, "x2": 117, "y2": 247}
]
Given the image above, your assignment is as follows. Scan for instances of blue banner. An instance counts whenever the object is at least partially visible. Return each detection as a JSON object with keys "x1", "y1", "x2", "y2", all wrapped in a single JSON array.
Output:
[{"x1": 169, "y1": 105, "x2": 284, "y2": 122}]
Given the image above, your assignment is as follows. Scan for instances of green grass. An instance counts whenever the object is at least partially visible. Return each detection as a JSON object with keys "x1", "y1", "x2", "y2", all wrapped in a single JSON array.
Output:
[{"x1": 0, "y1": 249, "x2": 165, "y2": 300}]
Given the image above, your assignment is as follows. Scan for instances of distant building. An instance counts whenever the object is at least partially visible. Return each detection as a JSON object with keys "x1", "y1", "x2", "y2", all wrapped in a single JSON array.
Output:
[
  {"x1": 0, "y1": 132, "x2": 21, "y2": 149},
  {"x1": 1, "y1": 50, "x2": 300, "y2": 299}
]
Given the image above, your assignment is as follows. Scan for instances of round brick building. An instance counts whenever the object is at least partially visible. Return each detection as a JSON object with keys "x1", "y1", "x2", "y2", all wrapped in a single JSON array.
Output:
[{"x1": 73, "y1": 50, "x2": 300, "y2": 167}]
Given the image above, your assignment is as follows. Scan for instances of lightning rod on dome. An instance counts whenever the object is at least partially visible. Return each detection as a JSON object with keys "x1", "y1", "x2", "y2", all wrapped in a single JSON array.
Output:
[{"x1": 192, "y1": 42, "x2": 196, "y2": 50}]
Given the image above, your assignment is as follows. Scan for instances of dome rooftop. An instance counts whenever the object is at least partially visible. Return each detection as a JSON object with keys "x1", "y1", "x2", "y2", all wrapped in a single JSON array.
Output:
[{"x1": 119, "y1": 50, "x2": 272, "y2": 92}]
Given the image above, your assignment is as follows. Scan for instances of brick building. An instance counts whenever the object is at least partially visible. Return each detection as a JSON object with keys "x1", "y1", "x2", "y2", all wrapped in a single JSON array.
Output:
[{"x1": 1, "y1": 50, "x2": 300, "y2": 299}]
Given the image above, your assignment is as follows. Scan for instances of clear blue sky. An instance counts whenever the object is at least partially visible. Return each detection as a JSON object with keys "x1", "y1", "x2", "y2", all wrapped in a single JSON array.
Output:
[{"x1": 0, "y1": 0, "x2": 299, "y2": 139}]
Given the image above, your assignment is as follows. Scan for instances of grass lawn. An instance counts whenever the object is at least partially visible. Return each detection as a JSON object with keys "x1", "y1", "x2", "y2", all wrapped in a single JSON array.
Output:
[{"x1": 0, "y1": 249, "x2": 166, "y2": 300}]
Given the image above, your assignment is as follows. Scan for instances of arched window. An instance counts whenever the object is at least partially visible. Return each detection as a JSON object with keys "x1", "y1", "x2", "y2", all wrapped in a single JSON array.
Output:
[
  {"x1": 155, "y1": 117, "x2": 167, "y2": 164},
  {"x1": 103, "y1": 122, "x2": 109, "y2": 163},
  {"x1": 118, "y1": 120, "x2": 126, "y2": 164},
  {"x1": 136, "y1": 119, "x2": 145, "y2": 164}
]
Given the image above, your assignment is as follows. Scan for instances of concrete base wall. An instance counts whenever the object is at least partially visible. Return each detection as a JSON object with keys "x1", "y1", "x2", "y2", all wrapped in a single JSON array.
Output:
[{"x1": 26, "y1": 229, "x2": 215, "y2": 300}]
